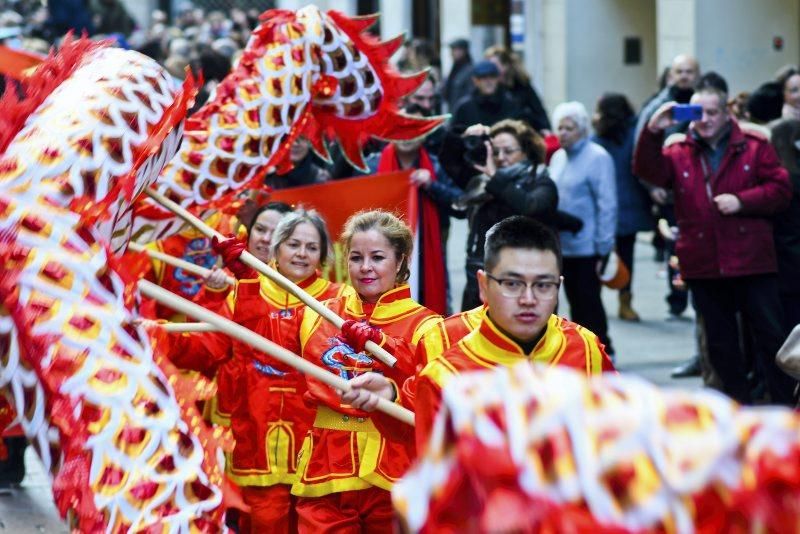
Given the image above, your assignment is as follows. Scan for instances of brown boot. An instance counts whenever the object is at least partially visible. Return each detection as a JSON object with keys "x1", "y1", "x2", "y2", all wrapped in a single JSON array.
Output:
[{"x1": 618, "y1": 291, "x2": 640, "y2": 322}]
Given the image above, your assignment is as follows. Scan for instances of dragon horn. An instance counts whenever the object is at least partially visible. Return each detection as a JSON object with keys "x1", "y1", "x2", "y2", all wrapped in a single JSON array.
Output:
[
  {"x1": 394, "y1": 69, "x2": 430, "y2": 98},
  {"x1": 341, "y1": 12, "x2": 379, "y2": 34},
  {"x1": 303, "y1": 116, "x2": 333, "y2": 164},
  {"x1": 374, "y1": 112, "x2": 448, "y2": 142},
  {"x1": 373, "y1": 33, "x2": 407, "y2": 62}
]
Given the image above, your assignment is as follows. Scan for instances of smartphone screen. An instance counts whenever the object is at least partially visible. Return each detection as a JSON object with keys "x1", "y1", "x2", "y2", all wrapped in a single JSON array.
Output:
[{"x1": 672, "y1": 104, "x2": 703, "y2": 122}]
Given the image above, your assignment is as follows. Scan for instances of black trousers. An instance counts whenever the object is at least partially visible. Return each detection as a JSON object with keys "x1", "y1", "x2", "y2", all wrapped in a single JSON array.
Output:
[
  {"x1": 461, "y1": 258, "x2": 483, "y2": 312},
  {"x1": 615, "y1": 233, "x2": 636, "y2": 293},
  {"x1": 780, "y1": 290, "x2": 800, "y2": 334},
  {"x1": 562, "y1": 256, "x2": 612, "y2": 351},
  {"x1": 688, "y1": 275, "x2": 797, "y2": 405}
]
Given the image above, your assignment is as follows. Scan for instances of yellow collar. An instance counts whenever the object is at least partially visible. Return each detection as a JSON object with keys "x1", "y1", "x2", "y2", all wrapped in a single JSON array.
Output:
[
  {"x1": 259, "y1": 270, "x2": 330, "y2": 309},
  {"x1": 459, "y1": 313, "x2": 567, "y2": 368},
  {"x1": 343, "y1": 285, "x2": 424, "y2": 324}
]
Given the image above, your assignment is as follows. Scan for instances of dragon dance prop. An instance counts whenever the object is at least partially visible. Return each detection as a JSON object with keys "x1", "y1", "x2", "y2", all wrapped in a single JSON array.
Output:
[
  {"x1": 127, "y1": 6, "x2": 439, "y2": 249},
  {"x1": 394, "y1": 363, "x2": 800, "y2": 533},
  {"x1": 0, "y1": 5, "x2": 438, "y2": 530}
]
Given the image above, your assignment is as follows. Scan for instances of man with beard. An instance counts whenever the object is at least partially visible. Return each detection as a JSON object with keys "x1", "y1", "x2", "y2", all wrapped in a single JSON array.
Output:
[
  {"x1": 450, "y1": 60, "x2": 528, "y2": 130},
  {"x1": 363, "y1": 103, "x2": 463, "y2": 314}
]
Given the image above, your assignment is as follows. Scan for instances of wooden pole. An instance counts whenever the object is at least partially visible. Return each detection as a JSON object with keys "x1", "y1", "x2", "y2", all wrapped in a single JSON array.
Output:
[
  {"x1": 145, "y1": 188, "x2": 398, "y2": 368},
  {"x1": 128, "y1": 242, "x2": 236, "y2": 286},
  {"x1": 160, "y1": 322, "x2": 218, "y2": 333},
  {"x1": 138, "y1": 280, "x2": 414, "y2": 426}
]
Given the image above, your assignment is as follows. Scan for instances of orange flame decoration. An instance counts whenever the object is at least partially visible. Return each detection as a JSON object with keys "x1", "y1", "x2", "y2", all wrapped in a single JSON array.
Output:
[{"x1": 0, "y1": 35, "x2": 105, "y2": 154}]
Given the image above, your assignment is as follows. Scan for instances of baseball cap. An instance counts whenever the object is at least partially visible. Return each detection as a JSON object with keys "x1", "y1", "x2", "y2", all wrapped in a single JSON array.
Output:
[{"x1": 472, "y1": 60, "x2": 499, "y2": 78}]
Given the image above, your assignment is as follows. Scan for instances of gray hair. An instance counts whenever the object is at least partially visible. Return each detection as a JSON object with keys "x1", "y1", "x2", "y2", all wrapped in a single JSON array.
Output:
[
  {"x1": 552, "y1": 101, "x2": 590, "y2": 136},
  {"x1": 270, "y1": 208, "x2": 333, "y2": 266}
]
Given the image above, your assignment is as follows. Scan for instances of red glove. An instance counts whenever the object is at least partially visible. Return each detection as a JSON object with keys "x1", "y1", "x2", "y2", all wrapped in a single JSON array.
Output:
[
  {"x1": 340, "y1": 319, "x2": 382, "y2": 353},
  {"x1": 211, "y1": 235, "x2": 257, "y2": 280}
]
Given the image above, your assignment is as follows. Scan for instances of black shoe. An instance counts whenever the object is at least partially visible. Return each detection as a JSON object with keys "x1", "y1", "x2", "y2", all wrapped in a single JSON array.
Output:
[{"x1": 670, "y1": 356, "x2": 701, "y2": 378}]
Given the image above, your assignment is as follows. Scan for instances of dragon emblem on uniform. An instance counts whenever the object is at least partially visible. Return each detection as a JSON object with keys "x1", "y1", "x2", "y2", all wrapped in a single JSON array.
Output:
[
  {"x1": 173, "y1": 236, "x2": 216, "y2": 297},
  {"x1": 321, "y1": 337, "x2": 375, "y2": 380}
]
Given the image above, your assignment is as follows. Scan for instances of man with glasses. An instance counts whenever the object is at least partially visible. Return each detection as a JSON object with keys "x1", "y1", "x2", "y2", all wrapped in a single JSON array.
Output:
[{"x1": 341, "y1": 216, "x2": 614, "y2": 450}]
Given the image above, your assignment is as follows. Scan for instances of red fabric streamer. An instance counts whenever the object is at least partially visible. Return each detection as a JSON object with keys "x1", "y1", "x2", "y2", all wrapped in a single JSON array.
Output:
[{"x1": 377, "y1": 144, "x2": 447, "y2": 314}]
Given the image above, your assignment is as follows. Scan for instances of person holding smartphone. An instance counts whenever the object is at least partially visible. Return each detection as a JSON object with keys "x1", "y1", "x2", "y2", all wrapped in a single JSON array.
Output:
[{"x1": 634, "y1": 81, "x2": 797, "y2": 406}]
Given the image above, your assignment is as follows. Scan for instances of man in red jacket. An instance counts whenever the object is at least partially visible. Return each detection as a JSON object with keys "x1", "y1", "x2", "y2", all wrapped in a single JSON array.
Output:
[{"x1": 633, "y1": 83, "x2": 796, "y2": 405}]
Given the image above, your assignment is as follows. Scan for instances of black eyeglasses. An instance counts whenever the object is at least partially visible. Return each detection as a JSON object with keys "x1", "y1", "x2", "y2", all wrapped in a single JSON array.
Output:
[{"x1": 486, "y1": 274, "x2": 562, "y2": 299}]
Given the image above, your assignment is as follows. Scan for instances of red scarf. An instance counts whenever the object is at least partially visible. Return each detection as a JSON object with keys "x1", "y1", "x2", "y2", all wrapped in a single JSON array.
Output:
[{"x1": 377, "y1": 144, "x2": 447, "y2": 315}]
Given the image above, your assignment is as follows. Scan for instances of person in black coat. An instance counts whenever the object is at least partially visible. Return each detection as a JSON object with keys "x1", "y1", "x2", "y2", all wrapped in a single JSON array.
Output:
[
  {"x1": 442, "y1": 38, "x2": 473, "y2": 112},
  {"x1": 770, "y1": 119, "x2": 800, "y2": 331},
  {"x1": 485, "y1": 45, "x2": 551, "y2": 133},
  {"x1": 456, "y1": 119, "x2": 561, "y2": 310},
  {"x1": 265, "y1": 137, "x2": 330, "y2": 190},
  {"x1": 450, "y1": 61, "x2": 527, "y2": 131}
]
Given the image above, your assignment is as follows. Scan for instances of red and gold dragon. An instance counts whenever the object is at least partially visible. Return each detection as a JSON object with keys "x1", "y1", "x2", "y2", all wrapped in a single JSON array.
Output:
[{"x1": 0, "y1": 6, "x2": 440, "y2": 531}]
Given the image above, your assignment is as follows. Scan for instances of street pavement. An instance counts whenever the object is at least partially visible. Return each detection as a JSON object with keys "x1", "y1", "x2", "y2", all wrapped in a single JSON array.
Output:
[{"x1": 0, "y1": 221, "x2": 702, "y2": 530}]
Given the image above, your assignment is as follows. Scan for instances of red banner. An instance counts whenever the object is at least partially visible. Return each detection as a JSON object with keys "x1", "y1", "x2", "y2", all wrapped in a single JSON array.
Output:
[
  {"x1": 0, "y1": 45, "x2": 44, "y2": 80},
  {"x1": 269, "y1": 171, "x2": 418, "y2": 285},
  {"x1": 269, "y1": 171, "x2": 417, "y2": 239}
]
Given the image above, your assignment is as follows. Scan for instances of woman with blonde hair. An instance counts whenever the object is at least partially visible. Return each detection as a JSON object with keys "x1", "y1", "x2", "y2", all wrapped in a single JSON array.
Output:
[
  {"x1": 484, "y1": 44, "x2": 551, "y2": 132},
  {"x1": 215, "y1": 209, "x2": 441, "y2": 532}
]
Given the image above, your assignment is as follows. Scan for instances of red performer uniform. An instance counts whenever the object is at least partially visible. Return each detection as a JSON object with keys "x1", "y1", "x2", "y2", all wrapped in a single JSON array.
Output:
[
  {"x1": 140, "y1": 212, "x2": 238, "y2": 321},
  {"x1": 238, "y1": 284, "x2": 440, "y2": 533},
  {"x1": 167, "y1": 285, "x2": 235, "y2": 426},
  {"x1": 415, "y1": 311, "x2": 615, "y2": 451},
  {"x1": 410, "y1": 304, "x2": 484, "y2": 381},
  {"x1": 171, "y1": 271, "x2": 349, "y2": 533},
  {"x1": 369, "y1": 305, "x2": 484, "y2": 446}
]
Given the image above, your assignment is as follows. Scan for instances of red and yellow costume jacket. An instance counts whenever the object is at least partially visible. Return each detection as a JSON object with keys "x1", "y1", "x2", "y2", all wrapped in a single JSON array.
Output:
[
  {"x1": 369, "y1": 305, "x2": 484, "y2": 445},
  {"x1": 415, "y1": 311, "x2": 615, "y2": 451},
  {"x1": 408, "y1": 305, "x2": 484, "y2": 386},
  {"x1": 170, "y1": 271, "x2": 349, "y2": 488},
  {"x1": 167, "y1": 285, "x2": 234, "y2": 426},
  {"x1": 139, "y1": 212, "x2": 239, "y2": 321},
  {"x1": 272, "y1": 285, "x2": 440, "y2": 498}
]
